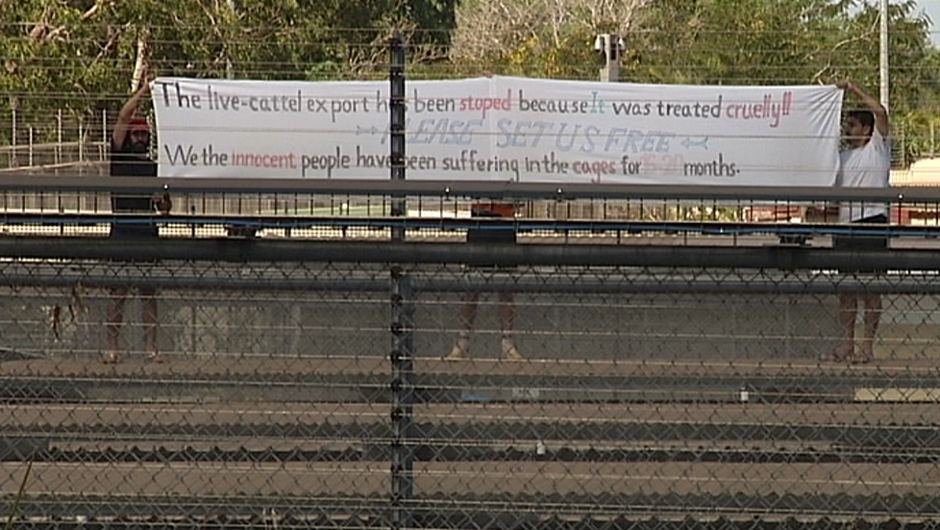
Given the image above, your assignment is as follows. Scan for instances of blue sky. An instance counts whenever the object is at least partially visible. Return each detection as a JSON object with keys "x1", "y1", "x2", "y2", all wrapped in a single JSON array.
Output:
[{"x1": 914, "y1": 0, "x2": 939, "y2": 47}]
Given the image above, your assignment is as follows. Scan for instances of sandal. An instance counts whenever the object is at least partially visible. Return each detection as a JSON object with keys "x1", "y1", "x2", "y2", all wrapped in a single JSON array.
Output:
[
  {"x1": 820, "y1": 348, "x2": 852, "y2": 362},
  {"x1": 101, "y1": 351, "x2": 122, "y2": 364},
  {"x1": 146, "y1": 352, "x2": 165, "y2": 364},
  {"x1": 850, "y1": 353, "x2": 874, "y2": 364}
]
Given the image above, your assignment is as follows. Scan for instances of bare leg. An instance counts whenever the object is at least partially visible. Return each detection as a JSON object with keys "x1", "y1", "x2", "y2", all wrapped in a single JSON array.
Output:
[
  {"x1": 857, "y1": 294, "x2": 881, "y2": 363},
  {"x1": 826, "y1": 294, "x2": 857, "y2": 362},
  {"x1": 498, "y1": 292, "x2": 522, "y2": 361},
  {"x1": 105, "y1": 287, "x2": 129, "y2": 363},
  {"x1": 141, "y1": 287, "x2": 163, "y2": 363},
  {"x1": 446, "y1": 292, "x2": 478, "y2": 360}
]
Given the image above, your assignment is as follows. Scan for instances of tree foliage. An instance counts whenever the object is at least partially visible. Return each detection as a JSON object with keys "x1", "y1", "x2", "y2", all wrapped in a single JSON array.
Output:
[
  {"x1": 450, "y1": 0, "x2": 650, "y2": 78},
  {"x1": 0, "y1": 0, "x2": 450, "y2": 141},
  {"x1": 0, "y1": 0, "x2": 938, "y2": 160},
  {"x1": 624, "y1": 0, "x2": 939, "y2": 161},
  {"x1": 451, "y1": 0, "x2": 939, "y2": 160}
]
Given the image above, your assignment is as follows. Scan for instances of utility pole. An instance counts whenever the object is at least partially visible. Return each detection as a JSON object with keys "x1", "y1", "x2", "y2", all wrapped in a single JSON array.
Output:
[
  {"x1": 595, "y1": 34, "x2": 624, "y2": 83},
  {"x1": 592, "y1": 33, "x2": 624, "y2": 186},
  {"x1": 879, "y1": 0, "x2": 889, "y2": 109}
]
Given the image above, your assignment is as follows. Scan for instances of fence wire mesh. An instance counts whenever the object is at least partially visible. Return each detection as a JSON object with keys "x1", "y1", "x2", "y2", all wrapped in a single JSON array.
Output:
[
  {"x1": 2, "y1": 2, "x2": 939, "y2": 526},
  {"x1": 2, "y1": 257, "x2": 940, "y2": 528}
]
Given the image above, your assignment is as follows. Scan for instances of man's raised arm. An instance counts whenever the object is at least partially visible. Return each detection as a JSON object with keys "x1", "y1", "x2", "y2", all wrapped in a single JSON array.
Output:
[{"x1": 837, "y1": 80, "x2": 889, "y2": 137}]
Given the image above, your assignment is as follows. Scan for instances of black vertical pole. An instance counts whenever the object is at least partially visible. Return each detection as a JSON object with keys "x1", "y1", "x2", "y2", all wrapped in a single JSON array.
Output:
[
  {"x1": 390, "y1": 32, "x2": 407, "y2": 242},
  {"x1": 388, "y1": 32, "x2": 414, "y2": 530},
  {"x1": 390, "y1": 268, "x2": 414, "y2": 529}
]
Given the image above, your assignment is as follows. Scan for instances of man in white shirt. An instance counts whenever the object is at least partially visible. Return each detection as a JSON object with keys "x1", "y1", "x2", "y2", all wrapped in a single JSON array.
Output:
[{"x1": 825, "y1": 80, "x2": 890, "y2": 364}]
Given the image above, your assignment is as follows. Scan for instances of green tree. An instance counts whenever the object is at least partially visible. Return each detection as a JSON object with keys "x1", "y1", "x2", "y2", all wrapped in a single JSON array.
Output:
[
  {"x1": 450, "y1": 0, "x2": 649, "y2": 78},
  {"x1": 0, "y1": 0, "x2": 453, "y2": 144},
  {"x1": 450, "y1": 0, "x2": 939, "y2": 161},
  {"x1": 626, "y1": 0, "x2": 939, "y2": 162}
]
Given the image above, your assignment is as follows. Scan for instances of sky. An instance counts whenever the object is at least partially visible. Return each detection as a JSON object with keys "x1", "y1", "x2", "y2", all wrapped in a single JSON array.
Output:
[{"x1": 914, "y1": 0, "x2": 940, "y2": 47}]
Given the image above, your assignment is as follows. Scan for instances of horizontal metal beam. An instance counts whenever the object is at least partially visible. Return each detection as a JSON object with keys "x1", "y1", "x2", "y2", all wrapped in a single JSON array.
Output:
[
  {"x1": 0, "y1": 212, "x2": 930, "y2": 237},
  {"x1": 0, "y1": 251, "x2": 895, "y2": 294},
  {"x1": 1, "y1": 237, "x2": 939, "y2": 272},
  {"x1": 0, "y1": 174, "x2": 928, "y2": 202},
  {"x1": 2, "y1": 271, "x2": 936, "y2": 295}
]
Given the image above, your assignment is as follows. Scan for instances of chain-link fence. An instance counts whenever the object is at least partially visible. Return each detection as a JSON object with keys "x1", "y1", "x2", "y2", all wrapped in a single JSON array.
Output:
[{"x1": 3, "y1": 186, "x2": 940, "y2": 528}]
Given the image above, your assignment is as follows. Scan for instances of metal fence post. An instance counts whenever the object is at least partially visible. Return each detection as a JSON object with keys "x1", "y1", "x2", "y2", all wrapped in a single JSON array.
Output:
[
  {"x1": 931, "y1": 121, "x2": 936, "y2": 158},
  {"x1": 101, "y1": 109, "x2": 107, "y2": 161},
  {"x1": 55, "y1": 110, "x2": 62, "y2": 166},
  {"x1": 388, "y1": 32, "x2": 413, "y2": 530},
  {"x1": 389, "y1": 32, "x2": 407, "y2": 241},
  {"x1": 78, "y1": 118, "x2": 84, "y2": 163},
  {"x1": 11, "y1": 107, "x2": 17, "y2": 168},
  {"x1": 389, "y1": 266, "x2": 414, "y2": 530}
]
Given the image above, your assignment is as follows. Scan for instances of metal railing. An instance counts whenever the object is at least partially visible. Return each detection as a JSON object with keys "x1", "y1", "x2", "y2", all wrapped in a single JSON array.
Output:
[
  {"x1": 0, "y1": 110, "x2": 110, "y2": 173},
  {"x1": 1, "y1": 179, "x2": 940, "y2": 528}
]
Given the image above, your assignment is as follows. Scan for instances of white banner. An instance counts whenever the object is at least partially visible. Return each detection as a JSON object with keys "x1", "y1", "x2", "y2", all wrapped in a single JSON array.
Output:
[{"x1": 152, "y1": 76, "x2": 843, "y2": 186}]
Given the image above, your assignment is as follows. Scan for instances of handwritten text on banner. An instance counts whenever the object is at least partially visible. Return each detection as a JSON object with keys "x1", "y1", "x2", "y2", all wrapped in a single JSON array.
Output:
[{"x1": 152, "y1": 76, "x2": 843, "y2": 186}]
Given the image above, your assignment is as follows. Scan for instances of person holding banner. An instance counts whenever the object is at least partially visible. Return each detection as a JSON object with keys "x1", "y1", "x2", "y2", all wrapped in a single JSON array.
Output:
[
  {"x1": 104, "y1": 78, "x2": 172, "y2": 364},
  {"x1": 446, "y1": 201, "x2": 524, "y2": 362},
  {"x1": 824, "y1": 80, "x2": 890, "y2": 364}
]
